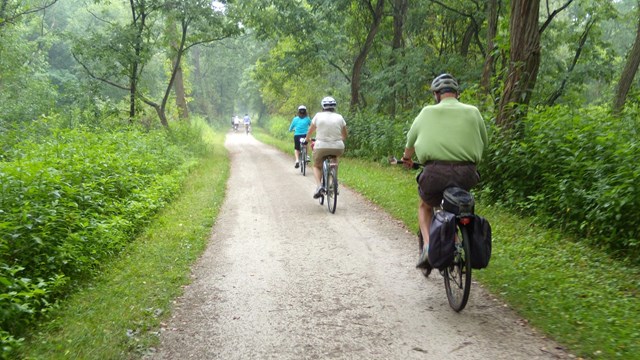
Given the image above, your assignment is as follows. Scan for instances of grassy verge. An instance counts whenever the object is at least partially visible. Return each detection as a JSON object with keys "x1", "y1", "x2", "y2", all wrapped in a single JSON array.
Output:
[
  {"x1": 20, "y1": 128, "x2": 229, "y2": 359},
  {"x1": 255, "y1": 129, "x2": 640, "y2": 360}
]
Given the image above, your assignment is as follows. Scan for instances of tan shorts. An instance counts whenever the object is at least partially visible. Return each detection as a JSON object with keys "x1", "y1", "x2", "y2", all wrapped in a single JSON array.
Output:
[{"x1": 313, "y1": 147, "x2": 344, "y2": 167}]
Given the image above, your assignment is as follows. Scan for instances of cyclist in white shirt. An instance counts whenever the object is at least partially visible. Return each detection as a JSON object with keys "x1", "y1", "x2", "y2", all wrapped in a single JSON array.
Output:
[{"x1": 303, "y1": 96, "x2": 348, "y2": 199}]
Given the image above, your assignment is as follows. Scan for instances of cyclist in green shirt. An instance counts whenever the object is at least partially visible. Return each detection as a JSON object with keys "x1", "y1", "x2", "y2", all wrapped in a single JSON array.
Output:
[{"x1": 402, "y1": 73, "x2": 488, "y2": 274}]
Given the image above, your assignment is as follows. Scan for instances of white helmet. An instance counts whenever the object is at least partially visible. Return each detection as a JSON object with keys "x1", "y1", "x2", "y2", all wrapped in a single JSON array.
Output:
[
  {"x1": 321, "y1": 96, "x2": 337, "y2": 110},
  {"x1": 298, "y1": 105, "x2": 307, "y2": 111}
]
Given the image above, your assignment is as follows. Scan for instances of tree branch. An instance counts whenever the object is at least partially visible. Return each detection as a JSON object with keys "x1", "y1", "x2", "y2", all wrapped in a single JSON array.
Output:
[
  {"x1": 71, "y1": 51, "x2": 130, "y2": 91},
  {"x1": 540, "y1": 0, "x2": 574, "y2": 34}
]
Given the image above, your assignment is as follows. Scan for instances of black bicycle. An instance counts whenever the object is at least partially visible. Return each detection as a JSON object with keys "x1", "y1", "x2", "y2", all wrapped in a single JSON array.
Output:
[
  {"x1": 318, "y1": 155, "x2": 338, "y2": 213},
  {"x1": 390, "y1": 156, "x2": 473, "y2": 312}
]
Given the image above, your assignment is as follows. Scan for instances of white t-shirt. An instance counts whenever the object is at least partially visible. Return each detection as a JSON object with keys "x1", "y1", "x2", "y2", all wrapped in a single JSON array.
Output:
[{"x1": 312, "y1": 111, "x2": 346, "y2": 150}]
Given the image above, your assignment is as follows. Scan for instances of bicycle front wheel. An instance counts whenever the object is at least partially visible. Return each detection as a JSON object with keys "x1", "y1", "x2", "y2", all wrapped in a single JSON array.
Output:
[
  {"x1": 443, "y1": 224, "x2": 472, "y2": 312},
  {"x1": 326, "y1": 166, "x2": 338, "y2": 213},
  {"x1": 300, "y1": 147, "x2": 306, "y2": 176}
]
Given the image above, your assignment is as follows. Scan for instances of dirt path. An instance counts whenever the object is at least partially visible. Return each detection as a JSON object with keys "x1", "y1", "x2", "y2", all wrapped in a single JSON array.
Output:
[{"x1": 148, "y1": 133, "x2": 571, "y2": 359}]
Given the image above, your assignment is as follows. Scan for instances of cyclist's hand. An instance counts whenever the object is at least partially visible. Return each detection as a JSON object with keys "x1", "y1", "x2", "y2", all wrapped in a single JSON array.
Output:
[{"x1": 402, "y1": 157, "x2": 413, "y2": 169}]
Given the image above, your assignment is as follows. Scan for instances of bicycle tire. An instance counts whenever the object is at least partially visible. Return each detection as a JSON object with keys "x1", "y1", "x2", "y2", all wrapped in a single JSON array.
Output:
[
  {"x1": 327, "y1": 166, "x2": 338, "y2": 213},
  {"x1": 443, "y1": 223, "x2": 472, "y2": 312},
  {"x1": 300, "y1": 147, "x2": 306, "y2": 176}
]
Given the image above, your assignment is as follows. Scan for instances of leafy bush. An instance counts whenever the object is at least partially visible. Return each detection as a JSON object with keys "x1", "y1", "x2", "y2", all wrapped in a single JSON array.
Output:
[
  {"x1": 0, "y1": 117, "x2": 205, "y2": 353},
  {"x1": 346, "y1": 108, "x2": 411, "y2": 161},
  {"x1": 262, "y1": 114, "x2": 291, "y2": 141},
  {"x1": 481, "y1": 105, "x2": 640, "y2": 259}
]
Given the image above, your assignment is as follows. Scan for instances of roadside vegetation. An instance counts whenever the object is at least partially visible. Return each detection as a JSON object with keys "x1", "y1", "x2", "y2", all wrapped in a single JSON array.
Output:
[
  {"x1": 17, "y1": 121, "x2": 229, "y2": 359},
  {"x1": 255, "y1": 125, "x2": 640, "y2": 360}
]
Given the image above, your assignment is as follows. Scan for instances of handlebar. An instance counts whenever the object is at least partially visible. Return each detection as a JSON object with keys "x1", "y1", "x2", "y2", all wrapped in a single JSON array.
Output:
[{"x1": 388, "y1": 156, "x2": 422, "y2": 170}]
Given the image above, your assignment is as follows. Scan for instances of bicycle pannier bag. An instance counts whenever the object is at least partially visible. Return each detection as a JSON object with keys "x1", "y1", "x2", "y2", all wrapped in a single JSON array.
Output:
[
  {"x1": 442, "y1": 187, "x2": 475, "y2": 214},
  {"x1": 428, "y1": 210, "x2": 456, "y2": 269},
  {"x1": 470, "y1": 215, "x2": 492, "y2": 269}
]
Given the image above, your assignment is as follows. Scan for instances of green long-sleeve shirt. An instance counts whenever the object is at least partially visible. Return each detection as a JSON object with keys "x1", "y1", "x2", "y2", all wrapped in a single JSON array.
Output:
[{"x1": 406, "y1": 97, "x2": 488, "y2": 164}]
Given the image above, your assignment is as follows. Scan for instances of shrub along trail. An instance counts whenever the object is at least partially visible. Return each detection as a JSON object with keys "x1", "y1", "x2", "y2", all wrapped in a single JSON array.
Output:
[{"x1": 148, "y1": 133, "x2": 571, "y2": 359}]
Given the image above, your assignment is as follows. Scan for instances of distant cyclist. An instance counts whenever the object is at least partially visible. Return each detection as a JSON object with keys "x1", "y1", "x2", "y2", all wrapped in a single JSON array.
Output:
[
  {"x1": 401, "y1": 73, "x2": 488, "y2": 273},
  {"x1": 233, "y1": 116, "x2": 240, "y2": 132},
  {"x1": 243, "y1": 114, "x2": 251, "y2": 134},
  {"x1": 288, "y1": 105, "x2": 312, "y2": 168},
  {"x1": 303, "y1": 96, "x2": 348, "y2": 199}
]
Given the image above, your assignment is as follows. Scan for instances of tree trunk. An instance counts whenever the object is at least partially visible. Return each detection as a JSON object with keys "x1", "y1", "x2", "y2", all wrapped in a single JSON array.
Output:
[
  {"x1": 496, "y1": 0, "x2": 541, "y2": 131},
  {"x1": 167, "y1": 20, "x2": 189, "y2": 121},
  {"x1": 481, "y1": 0, "x2": 499, "y2": 94},
  {"x1": 613, "y1": 9, "x2": 640, "y2": 114},
  {"x1": 350, "y1": 0, "x2": 385, "y2": 109},
  {"x1": 173, "y1": 61, "x2": 189, "y2": 120},
  {"x1": 460, "y1": 22, "x2": 475, "y2": 57},
  {"x1": 387, "y1": 0, "x2": 408, "y2": 116}
]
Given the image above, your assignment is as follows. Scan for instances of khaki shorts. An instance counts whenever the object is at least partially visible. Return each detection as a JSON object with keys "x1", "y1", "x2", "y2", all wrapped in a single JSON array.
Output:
[
  {"x1": 313, "y1": 148, "x2": 344, "y2": 167},
  {"x1": 417, "y1": 162, "x2": 479, "y2": 206}
]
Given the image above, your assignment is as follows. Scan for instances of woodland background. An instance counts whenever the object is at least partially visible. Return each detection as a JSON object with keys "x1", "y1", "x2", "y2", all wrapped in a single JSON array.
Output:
[{"x1": 1, "y1": 0, "x2": 639, "y2": 357}]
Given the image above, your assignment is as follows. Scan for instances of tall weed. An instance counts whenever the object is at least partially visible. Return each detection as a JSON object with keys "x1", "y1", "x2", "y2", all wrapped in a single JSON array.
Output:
[
  {"x1": 481, "y1": 105, "x2": 640, "y2": 259},
  {"x1": 0, "y1": 117, "x2": 205, "y2": 354}
]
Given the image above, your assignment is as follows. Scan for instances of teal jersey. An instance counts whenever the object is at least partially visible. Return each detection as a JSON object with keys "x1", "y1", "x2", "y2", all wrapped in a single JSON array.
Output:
[
  {"x1": 406, "y1": 98, "x2": 488, "y2": 164},
  {"x1": 289, "y1": 116, "x2": 311, "y2": 135}
]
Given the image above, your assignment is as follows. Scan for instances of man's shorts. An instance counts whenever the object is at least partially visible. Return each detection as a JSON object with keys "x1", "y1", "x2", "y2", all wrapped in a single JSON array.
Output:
[
  {"x1": 293, "y1": 134, "x2": 307, "y2": 150},
  {"x1": 417, "y1": 161, "x2": 479, "y2": 206},
  {"x1": 313, "y1": 147, "x2": 344, "y2": 167}
]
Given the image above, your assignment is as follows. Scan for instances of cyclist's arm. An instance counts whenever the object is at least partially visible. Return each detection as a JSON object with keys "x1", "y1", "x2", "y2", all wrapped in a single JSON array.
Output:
[
  {"x1": 341, "y1": 125, "x2": 348, "y2": 141},
  {"x1": 402, "y1": 147, "x2": 416, "y2": 169}
]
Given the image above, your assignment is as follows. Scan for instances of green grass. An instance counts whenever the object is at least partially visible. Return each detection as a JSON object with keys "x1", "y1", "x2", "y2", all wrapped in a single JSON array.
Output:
[
  {"x1": 255, "y1": 129, "x2": 640, "y2": 360},
  {"x1": 20, "y1": 128, "x2": 229, "y2": 359}
]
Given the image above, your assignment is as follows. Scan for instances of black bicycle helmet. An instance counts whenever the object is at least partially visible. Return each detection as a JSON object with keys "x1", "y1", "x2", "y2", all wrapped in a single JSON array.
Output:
[{"x1": 430, "y1": 73, "x2": 459, "y2": 93}]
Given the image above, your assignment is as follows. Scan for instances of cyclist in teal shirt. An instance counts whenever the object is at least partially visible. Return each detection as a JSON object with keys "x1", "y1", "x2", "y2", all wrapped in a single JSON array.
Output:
[{"x1": 288, "y1": 105, "x2": 312, "y2": 168}]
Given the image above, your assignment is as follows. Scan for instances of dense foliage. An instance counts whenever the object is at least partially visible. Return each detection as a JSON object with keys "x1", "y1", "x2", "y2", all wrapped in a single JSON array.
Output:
[
  {"x1": 0, "y1": 118, "x2": 207, "y2": 354},
  {"x1": 481, "y1": 105, "x2": 640, "y2": 258}
]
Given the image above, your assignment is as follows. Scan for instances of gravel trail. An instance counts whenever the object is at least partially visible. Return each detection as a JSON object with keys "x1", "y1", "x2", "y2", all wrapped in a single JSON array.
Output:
[{"x1": 148, "y1": 132, "x2": 571, "y2": 359}]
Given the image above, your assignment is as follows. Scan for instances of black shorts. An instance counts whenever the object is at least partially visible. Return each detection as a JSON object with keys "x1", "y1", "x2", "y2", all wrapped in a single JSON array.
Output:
[
  {"x1": 417, "y1": 162, "x2": 480, "y2": 206},
  {"x1": 293, "y1": 134, "x2": 307, "y2": 150}
]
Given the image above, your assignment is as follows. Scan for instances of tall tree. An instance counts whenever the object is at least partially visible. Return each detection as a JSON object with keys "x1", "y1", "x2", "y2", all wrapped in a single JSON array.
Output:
[
  {"x1": 546, "y1": 16, "x2": 595, "y2": 106},
  {"x1": 350, "y1": 0, "x2": 385, "y2": 108},
  {"x1": 497, "y1": 0, "x2": 574, "y2": 131},
  {"x1": 613, "y1": 3, "x2": 640, "y2": 113},
  {"x1": 71, "y1": 0, "x2": 157, "y2": 121},
  {"x1": 480, "y1": 0, "x2": 499, "y2": 94}
]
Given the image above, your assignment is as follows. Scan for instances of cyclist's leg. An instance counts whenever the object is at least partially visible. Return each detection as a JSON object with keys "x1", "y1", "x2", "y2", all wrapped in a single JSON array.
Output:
[
  {"x1": 293, "y1": 135, "x2": 302, "y2": 166},
  {"x1": 311, "y1": 148, "x2": 326, "y2": 198},
  {"x1": 416, "y1": 164, "x2": 450, "y2": 250},
  {"x1": 418, "y1": 199, "x2": 433, "y2": 246}
]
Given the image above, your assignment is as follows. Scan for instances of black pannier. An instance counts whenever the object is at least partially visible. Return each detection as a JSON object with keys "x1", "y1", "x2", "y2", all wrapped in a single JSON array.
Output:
[
  {"x1": 470, "y1": 215, "x2": 492, "y2": 269},
  {"x1": 427, "y1": 210, "x2": 456, "y2": 269}
]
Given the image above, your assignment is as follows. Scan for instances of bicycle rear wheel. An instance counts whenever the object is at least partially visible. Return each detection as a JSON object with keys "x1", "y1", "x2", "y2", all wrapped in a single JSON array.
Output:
[
  {"x1": 443, "y1": 224, "x2": 472, "y2": 312},
  {"x1": 326, "y1": 166, "x2": 338, "y2": 213}
]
